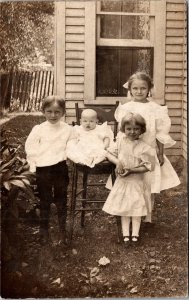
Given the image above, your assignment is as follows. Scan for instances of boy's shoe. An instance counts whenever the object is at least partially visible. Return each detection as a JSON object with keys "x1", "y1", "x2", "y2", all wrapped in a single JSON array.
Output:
[
  {"x1": 39, "y1": 228, "x2": 49, "y2": 245},
  {"x1": 58, "y1": 230, "x2": 68, "y2": 245}
]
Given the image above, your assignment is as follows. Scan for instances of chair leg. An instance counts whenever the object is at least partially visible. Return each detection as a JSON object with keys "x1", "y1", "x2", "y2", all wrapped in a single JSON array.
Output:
[
  {"x1": 116, "y1": 216, "x2": 122, "y2": 243},
  {"x1": 81, "y1": 167, "x2": 88, "y2": 227},
  {"x1": 68, "y1": 165, "x2": 78, "y2": 243}
]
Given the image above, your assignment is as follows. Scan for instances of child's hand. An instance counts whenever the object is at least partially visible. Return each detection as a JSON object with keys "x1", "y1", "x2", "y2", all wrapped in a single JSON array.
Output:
[
  {"x1": 157, "y1": 153, "x2": 164, "y2": 166},
  {"x1": 119, "y1": 168, "x2": 130, "y2": 177},
  {"x1": 115, "y1": 161, "x2": 124, "y2": 175}
]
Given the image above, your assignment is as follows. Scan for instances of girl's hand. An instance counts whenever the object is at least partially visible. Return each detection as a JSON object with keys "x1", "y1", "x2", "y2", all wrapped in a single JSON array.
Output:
[
  {"x1": 119, "y1": 168, "x2": 130, "y2": 177},
  {"x1": 115, "y1": 161, "x2": 124, "y2": 175},
  {"x1": 157, "y1": 153, "x2": 164, "y2": 166}
]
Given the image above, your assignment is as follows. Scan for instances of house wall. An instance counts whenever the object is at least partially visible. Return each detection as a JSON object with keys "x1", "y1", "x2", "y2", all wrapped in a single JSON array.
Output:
[
  {"x1": 55, "y1": 0, "x2": 187, "y2": 158},
  {"x1": 164, "y1": 0, "x2": 187, "y2": 157}
]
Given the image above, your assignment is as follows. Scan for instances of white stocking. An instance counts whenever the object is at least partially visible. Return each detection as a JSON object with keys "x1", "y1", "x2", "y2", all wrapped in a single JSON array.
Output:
[
  {"x1": 132, "y1": 216, "x2": 141, "y2": 237},
  {"x1": 121, "y1": 216, "x2": 131, "y2": 237}
]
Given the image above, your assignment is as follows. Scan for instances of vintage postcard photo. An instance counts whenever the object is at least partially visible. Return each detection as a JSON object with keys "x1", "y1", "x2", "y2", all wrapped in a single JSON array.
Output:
[{"x1": 1, "y1": 0, "x2": 188, "y2": 298}]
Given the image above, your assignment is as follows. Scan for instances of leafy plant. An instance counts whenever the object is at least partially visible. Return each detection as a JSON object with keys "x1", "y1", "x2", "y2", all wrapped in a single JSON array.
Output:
[
  {"x1": 1, "y1": 128, "x2": 38, "y2": 264},
  {"x1": 1, "y1": 129, "x2": 34, "y2": 194}
]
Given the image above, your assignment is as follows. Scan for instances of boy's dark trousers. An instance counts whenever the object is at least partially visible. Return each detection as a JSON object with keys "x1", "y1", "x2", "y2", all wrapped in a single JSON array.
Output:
[{"x1": 36, "y1": 161, "x2": 69, "y2": 238}]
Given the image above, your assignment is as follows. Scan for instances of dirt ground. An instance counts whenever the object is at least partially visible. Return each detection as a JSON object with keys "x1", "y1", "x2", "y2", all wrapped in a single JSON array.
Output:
[{"x1": 1, "y1": 115, "x2": 188, "y2": 298}]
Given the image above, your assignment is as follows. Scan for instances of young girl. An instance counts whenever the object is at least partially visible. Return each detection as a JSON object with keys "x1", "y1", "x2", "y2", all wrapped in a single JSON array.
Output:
[
  {"x1": 66, "y1": 109, "x2": 113, "y2": 167},
  {"x1": 25, "y1": 96, "x2": 73, "y2": 244},
  {"x1": 114, "y1": 72, "x2": 180, "y2": 223},
  {"x1": 103, "y1": 113, "x2": 155, "y2": 245}
]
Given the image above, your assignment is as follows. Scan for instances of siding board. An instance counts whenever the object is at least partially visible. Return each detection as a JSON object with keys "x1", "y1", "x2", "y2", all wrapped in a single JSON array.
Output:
[
  {"x1": 166, "y1": 69, "x2": 183, "y2": 77},
  {"x1": 66, "y1": 76, "x2": 84, "y2": 84},
  {"x1": 66, "y1": 92, "x2": 84, "y2": 100},
  {"x1": 166, "y1": 28, "x2": 185, "y2": 36},
  {"x1": 166, "y1": 101, "x2": 182, "y2": 109},
  {"x1": 165, "y1": 85, "x2": 183, "y2": 93},
  {"x1": 66, "y1": 43, "x2": 85, "y2": 51},
  {"x1": 165, "y1": 93, "x2": 182, "y2": 101},
  {"x1": 66, "y1": 68, "x2": 84, "y2": 76},
  {"x1": 166, "y1": 37, "x2": 184, "y2": 44},
  {"x1": 166, "y1": 45, "x2": 183, "y2": 53},
  {"x1": 66, "y1": 59, "x2": 84, "y2": 67},
  {"x1": 166, "y1": 62, "x2": 183, "y2": 69},
  {"x1": 66, "y1": 26, "x2": 85, "y2": 34},
  {"x1": 66, "y1": 2, "x2": 85, "y2": 8},
  {"x1": 66, "y1": 17, "x2": 85, "y2": 26},
  {"x1": 167, "y1": 20, "x2": 184, "y2": 28},
  {"x1": 167, "y1": 3, "x2": 185, "y2": 11},
  {"x1": 66, "y1": 84, "x2": 84, "y2": 92},
  {"x1": 165, "y1": 77, "x2": 183, "y2": 84},
  {"x1": 66, "y1": 9, "x2": 85, "y2": 17},
  {"x1": 166, "y1": 54, "x2": 183, "y2": 61},
  {"x1": 167, "y1": 12, "x2": 184, "y2": 20},
  {"x1": 66, "y1": 51, "x2": 85, "y2": 59},
  {"x1": 66, "y1": 34, "x2": 85, "y2": 43}
]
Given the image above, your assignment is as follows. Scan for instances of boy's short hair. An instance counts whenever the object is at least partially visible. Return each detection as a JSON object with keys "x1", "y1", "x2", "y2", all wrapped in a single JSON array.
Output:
[
  {"x1": 127, "y1": 72, "x2": 154, "y2": 94},
  {"x1": 120, "y1": 112, "x2": 146, "y2": 134},
  {"x1": 42, "y1": 95, "x2": 65, "y2": 113}
]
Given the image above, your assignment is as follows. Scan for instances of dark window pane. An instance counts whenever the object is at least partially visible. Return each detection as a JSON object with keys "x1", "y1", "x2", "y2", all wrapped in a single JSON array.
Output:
[
  {"x1": 101, "y1": 0, "x2": 150, "y2": 13},
  {"x1": 100, "y1": 15, "x2": 150, "y2": 39},
  {"x1": 96, "y1": 47, "x2": 153, "y2": 97}
]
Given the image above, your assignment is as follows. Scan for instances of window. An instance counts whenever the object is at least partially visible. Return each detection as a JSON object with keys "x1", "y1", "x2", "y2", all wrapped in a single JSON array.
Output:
[{"x1": 84, "y1": 0, "x2": 165, "y2": 104}]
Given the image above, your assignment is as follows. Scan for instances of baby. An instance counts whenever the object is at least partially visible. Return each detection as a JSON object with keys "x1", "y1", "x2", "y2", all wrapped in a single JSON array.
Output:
[{"x1": 67, "y1": 109, "x2": 114, "y2": 167}]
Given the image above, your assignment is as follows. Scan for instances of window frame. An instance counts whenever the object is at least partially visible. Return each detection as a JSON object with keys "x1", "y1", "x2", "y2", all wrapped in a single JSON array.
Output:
[{"x1": 84, "y1": 0, "x2": 166, "y2": 105}]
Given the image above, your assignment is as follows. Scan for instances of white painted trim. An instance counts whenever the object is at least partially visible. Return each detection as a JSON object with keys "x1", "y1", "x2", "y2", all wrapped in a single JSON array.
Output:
[
  {"x1": 152, "y1": 0, "x2": 166, "y2": 104},
  {"x1": 97, "y1": 38, "x2": 152, "y2": 47},
  {"x1": 84, "y1": 1, "x2": 96, "y2": 101},
  {"x1": 55, "y1": 2, "x2": 65, "y2": 98}
]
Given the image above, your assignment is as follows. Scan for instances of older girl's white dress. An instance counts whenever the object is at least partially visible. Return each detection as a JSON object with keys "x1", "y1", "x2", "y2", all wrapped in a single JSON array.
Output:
[
  {"x1": 114, "y1": 101, "x2": 180, "y2": 193},
  {"x1": 66, "y1": 122, "x2": 114, "y2": 168},
  {"x1": 103, "y1": 136, "x2": 154, "y2": 216}
]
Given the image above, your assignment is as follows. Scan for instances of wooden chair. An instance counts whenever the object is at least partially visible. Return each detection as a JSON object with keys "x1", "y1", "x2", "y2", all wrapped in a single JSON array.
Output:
[{"x1": 68, "y1": 102, "x2": 122, "y2": 243}]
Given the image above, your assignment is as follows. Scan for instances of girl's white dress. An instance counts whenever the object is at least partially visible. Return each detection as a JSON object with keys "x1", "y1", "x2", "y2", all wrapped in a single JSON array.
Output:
[
  {"x1": 66, "y1": 122, "x2": 114, "y2": 168},
  {"x1": 114, "y1": 101, "x2": 180, "y2": 193},
  {"x1": 103, "y1": 136, "x2": 154, "y2": 217}
]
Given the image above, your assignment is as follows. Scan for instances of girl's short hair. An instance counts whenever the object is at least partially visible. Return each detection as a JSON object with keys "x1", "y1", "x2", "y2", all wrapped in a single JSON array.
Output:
[
  {"x1": 127, "y1": 72, "x2": 154, "y2": 94},
  {"x1": 42, "y1": 95, "x2": 65, "y2": 113},
  {"x1": 120, "y1": 112, "x2": 146, "y2": 134}
]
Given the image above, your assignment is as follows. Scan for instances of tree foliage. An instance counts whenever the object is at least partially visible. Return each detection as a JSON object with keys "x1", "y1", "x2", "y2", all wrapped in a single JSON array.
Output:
[{"x1": 0, "y1": 2, "x2": 54, "y2": 71}]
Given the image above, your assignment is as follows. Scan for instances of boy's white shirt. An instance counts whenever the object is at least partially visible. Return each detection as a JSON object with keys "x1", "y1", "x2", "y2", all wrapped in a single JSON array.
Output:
[{"x1": 25, "y1": 120, "x2": 73, "y2": 172}]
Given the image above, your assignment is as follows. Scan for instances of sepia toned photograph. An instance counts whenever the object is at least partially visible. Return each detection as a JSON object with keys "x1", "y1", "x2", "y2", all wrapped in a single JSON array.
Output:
[{"x1": 0, "y1": 0, "x2": 188, "y2": 298}]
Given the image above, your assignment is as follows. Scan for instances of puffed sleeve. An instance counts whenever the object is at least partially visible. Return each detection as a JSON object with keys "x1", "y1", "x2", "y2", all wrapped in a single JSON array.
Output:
[
  {"x1": 114, "y1": 103, "x2": 128, "y2": 123},
  {"x1": 155, "y1": 105, "x2": 176, "y2": 148},
  {"x1": 98, "y1": 122, "x2": 114, "y2": 142},
  {"x1": 139, "y1": 145, "x2": 156, "y2": 171},
  {"x1": 25, "y1": 125, "x2": 41, "y2": 172}
]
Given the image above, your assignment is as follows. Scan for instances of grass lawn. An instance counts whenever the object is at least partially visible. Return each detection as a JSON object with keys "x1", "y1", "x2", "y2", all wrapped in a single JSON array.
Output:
[{"x1": 1, "y1": 114, "x2": 188, "y2": 298}]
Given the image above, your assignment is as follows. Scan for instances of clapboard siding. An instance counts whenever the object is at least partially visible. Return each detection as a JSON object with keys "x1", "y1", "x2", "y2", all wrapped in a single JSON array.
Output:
[
  {"x1": 165, "y1": 0, "x2": 186, "y2": 157},
  {"x1": 65, "y1": 2, "x2": 85, "y2": 114},
  {"x1": 182, "y1": 7, "x2": 187, "y2": 160}
]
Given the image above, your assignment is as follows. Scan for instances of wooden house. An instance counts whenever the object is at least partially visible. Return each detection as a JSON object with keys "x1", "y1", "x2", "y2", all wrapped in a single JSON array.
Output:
[{"x1": 55, "y1": 0, "x2": 187, "y2": 160}]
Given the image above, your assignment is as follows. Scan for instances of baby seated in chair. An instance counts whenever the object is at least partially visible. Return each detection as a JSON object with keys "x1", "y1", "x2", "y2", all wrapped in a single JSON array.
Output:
[{"x1": 67, "y1": 109, "x2": 114, "y2": 167}]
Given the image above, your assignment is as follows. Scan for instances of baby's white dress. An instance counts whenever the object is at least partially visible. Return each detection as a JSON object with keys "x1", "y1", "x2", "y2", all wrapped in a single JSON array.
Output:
[
  {"x1": 103, "y1": 136, "x2": 154, "y2": 217},
  {"x1": 114, "y1": 101, "x2": 180, "y2": 193},
  {"x1": 66, "y1": 122, "x2": 114, "y2": 168}
]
